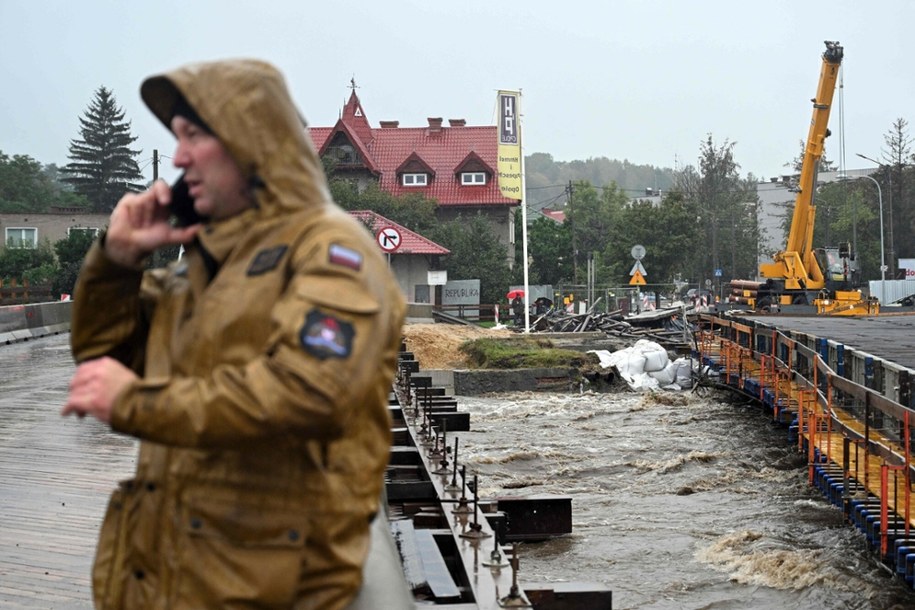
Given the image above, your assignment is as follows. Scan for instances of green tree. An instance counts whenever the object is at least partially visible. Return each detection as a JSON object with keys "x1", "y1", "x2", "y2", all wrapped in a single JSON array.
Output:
[
  {"x1": 52, "y1": 230, "x2": 96, "y2": 296},
  {"x1": 62, "y1": 86, "x2": 145, "y2": 212},
  {"x1": 881, "y1": 118, "x2": 915, "y2": 271},
  {"x1": 676, "y1": 135, "x2": 760, "y2": 282},
  {"x1": 328, "y1": 180, "x2": 438, "y2": 234},
  {"x1": 565, "y1": 181, "x2": 628, "y2": 284},
  {"x1": 0, "y1": 151, "x2": 60, "y2": 212},
  {"x1": 0, "y1": 240, "x2": 57, "y2": 283},
  {"x1": 525, "y1": 214, "x2": 572, "y2": 285},
  {"x1": 816, "y1": 181, "x2": 878, "y2": 279},
  {"x1": 602, "y1": 191, "x2": 704, "y2": 288},
  {"x1": 428, "y1": 214, "x2": 512, "y2": 305}
]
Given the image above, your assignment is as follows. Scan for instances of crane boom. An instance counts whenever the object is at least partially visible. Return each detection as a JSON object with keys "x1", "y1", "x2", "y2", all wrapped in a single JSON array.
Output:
[
  {"x1": 727, "y1": 41, "x2": 878, "y2": 314},
  {"x1": 759, "y1": 40, "x2": 843, "y2": 293}
]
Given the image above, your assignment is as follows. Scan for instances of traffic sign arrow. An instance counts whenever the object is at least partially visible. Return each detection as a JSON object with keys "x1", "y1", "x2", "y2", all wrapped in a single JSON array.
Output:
[
  {"x1": 629, "y1": 261, "x2": 647, "y2": 276},
  {"x1": 376, "y1": 227, "x2": 402, "y2": 252}
]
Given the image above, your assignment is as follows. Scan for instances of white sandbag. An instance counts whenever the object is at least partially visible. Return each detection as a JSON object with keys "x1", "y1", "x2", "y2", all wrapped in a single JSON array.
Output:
[
  {"x1": 649, "y1": 361, "x2": 678, "y2": 386},
  {"x1": 623, "y1": 371, "x2": 659, "y2": 391},
  {"x1": 637, "y1": 340, "x2": 669, "y2": 373},
  {"x1": 614, "y1": 353, "x2": 647, "y2": 377},
  {"x1": 673, "y1": 357, "x2": 693, "y2": 389},
  {"x1": 587, "y1": 349, "x2": 615, "y2": 369}
]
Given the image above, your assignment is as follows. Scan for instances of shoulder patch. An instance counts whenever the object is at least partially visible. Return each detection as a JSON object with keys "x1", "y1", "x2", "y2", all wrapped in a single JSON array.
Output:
[
  {"x1": 328, "y1": 243, "x2": 363, "y2": 271},
  {"x1": 300, "y1": 309, "x2": 355, "y2": 359},
  {"x1": 247, "y1": 245, "x2": 288, "y2": 276}
]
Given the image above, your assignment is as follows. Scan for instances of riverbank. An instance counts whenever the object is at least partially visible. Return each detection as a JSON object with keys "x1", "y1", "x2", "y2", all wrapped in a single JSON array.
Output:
[{"x1": 401, "y1": 323, "x2": 636, "y2": 394}]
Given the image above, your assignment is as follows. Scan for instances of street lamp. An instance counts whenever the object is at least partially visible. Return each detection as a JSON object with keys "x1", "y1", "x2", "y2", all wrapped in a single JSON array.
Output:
[{"x1": 852, "y1": 158, "x2": 886, "y2": 303}]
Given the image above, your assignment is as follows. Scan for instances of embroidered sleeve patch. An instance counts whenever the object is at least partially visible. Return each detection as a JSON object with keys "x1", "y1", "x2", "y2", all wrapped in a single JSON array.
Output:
[
  {"x1": 247, "y1": 245, "x2": 288, "y2": 276},
  {"x1": 300, "y1": 309, "x2": 355, "y2": 359},
  {"x1": 328, "y1": 243, "x2": 363, "y2": 271}
]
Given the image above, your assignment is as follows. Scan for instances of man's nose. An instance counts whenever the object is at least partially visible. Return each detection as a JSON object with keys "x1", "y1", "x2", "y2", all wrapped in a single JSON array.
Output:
[{"x1": 173, "y1": 143, "x2": 191, "y2": 168}]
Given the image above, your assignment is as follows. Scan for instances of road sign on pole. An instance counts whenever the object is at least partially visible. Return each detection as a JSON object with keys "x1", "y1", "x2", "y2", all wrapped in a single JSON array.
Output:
[
  {"x1": 629, "y1": 260, "x2": 647, "y2": 276},
  {"x1": 376, "y1": 227, "x2": 402, "y2": 252},
  {"x1": 629, "y1": 270, "x2": 646, "y2": 286}
]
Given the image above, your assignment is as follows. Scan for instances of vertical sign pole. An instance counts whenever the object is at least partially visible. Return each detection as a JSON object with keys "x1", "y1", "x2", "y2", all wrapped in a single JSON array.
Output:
[
  {"x1": 518, "y1": 92, "x2": 530, "y2": 333},
  {"x1": 498, "y1": 90, "x2": 527, "y2": 332}
]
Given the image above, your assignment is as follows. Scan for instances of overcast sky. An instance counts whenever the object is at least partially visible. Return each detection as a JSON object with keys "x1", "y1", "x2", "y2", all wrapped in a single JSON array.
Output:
[{"x1": 2, "y1": 1, "x2": 912, "y2": 187}]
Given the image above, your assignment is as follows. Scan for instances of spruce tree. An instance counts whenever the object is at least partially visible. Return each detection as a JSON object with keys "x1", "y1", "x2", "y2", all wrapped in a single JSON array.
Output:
[{"x1": 62, "y1": 86, "x2": 145, "y2": 212}]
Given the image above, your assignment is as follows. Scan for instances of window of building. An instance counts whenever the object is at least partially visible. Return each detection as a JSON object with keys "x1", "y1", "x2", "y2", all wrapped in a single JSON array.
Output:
[
  {"x1": 328, "y1": 143, "x2": 357, "y2": 164},
  {"x1": 68, "y1": 227, "x2": 100, "y2": 238},
  {"x1": 6, "y1": 227, "x2": 37, "y2": 249},
  {"x1": 461, "y1": 172, "x2": 486, "y2": 185},
  {"x1": 402, "y1": 173, "x2": 428, "y2": 187}
]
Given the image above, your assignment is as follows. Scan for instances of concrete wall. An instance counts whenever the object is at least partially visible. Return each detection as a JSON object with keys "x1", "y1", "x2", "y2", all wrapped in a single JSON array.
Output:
[
  {"x1": 0, "y1": 300, "x2": 71, "y2": 344},
  {"x1": 391, "y1": 254, "x2": 436, "y2": 303}
]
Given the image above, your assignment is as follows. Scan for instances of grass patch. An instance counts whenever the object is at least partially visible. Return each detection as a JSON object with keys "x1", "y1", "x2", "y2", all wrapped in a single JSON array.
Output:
[{"x1": 458, "y1": 337, "x2": 597, "y2": 369}]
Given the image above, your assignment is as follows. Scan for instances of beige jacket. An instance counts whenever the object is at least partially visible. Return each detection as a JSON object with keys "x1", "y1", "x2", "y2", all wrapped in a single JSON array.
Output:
[{"x1": 71, "y1": 60, "x2": 405, "y2": 609}]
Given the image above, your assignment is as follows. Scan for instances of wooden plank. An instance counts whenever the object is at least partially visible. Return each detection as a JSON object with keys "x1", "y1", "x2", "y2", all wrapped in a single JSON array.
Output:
[
  {"x1": 414, "y1": 529, "x2": 461, "y2": 601},
  {"x1": 0, "y1": 335, "x2": 135, "y2": 608}
]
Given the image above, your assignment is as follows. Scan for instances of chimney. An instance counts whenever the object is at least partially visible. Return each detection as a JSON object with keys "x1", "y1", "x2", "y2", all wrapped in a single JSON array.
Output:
[
  {"x1": 379, "y1": 120, "x2": 399, "y2": 128},
  {"x1": 448, "y1": 118, "x2": 466, "y2": 127},
  {"x1": 427, "y1": 117, "x2": 443, "y2": 132}
]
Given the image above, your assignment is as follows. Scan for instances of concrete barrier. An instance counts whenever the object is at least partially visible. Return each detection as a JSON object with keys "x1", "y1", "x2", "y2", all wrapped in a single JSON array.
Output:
[{"x1": 0, "y1": 301, "x2": 72, "y2": 345}]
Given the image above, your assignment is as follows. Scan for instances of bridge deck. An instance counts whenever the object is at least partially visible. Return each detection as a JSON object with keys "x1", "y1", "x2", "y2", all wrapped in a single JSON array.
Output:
[
  {"x1": 739, "y1": 313, "x2": 915, "y2": 370},
  {"x1": 0, "y1": 335, "x2": 136, "y2": 608}
]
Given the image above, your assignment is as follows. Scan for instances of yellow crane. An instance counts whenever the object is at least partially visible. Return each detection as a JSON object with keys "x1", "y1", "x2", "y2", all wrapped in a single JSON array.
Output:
[{"x1": 756, "y1": 41, "x2": 878, "y2": 315}]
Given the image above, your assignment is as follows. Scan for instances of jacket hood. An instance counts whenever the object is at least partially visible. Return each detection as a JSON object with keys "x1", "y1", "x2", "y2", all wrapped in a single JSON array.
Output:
[{"x1": 140, "y1": 59, "x2": 331, "y2": 218}]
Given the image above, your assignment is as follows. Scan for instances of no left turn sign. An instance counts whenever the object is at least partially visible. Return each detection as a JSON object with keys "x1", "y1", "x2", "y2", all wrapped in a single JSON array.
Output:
[{"x1": 376, "y1": 226, "x2": 402, "y2": 252}]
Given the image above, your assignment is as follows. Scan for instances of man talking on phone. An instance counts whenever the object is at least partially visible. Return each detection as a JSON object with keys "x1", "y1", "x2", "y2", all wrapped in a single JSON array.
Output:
[{"x1": 62, "y1": 60, "x2": 406, "y2": 609}]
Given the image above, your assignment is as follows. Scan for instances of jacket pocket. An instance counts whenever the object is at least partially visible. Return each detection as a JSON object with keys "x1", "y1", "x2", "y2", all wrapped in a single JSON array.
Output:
[
  {"x1": 174, "y1": 490, "x2": 308, "y2": 608},
  {"x1": 92, "y1": 479, "x2": 159, "y2": 609}
]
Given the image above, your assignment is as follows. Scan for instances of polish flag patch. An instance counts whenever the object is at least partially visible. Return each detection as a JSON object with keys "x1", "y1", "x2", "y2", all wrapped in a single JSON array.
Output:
[{"x1": 328, "y1": 243, "x2": 363, "y2": 271}]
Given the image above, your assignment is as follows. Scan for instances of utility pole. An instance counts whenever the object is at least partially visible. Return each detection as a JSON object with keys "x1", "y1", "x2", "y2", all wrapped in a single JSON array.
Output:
[
  {"x1": 886, "y1": 166, "x2": 895, "y2": 277},
  {"x1": 153, "y1": 149, "x2": 159, "y2": 181},
  {"x1": 568, "y1": 181, "x2": 578, "y2": 284}
]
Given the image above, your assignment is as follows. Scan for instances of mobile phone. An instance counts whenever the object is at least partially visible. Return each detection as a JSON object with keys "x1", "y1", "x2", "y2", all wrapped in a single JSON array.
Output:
[{"x1": 169, "y1": 174, "x2": 203, "y2": 227}]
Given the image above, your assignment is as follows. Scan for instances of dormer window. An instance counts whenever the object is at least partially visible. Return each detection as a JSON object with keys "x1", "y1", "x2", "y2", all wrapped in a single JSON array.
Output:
[
  {"x1": 461, "y1": 172, "x2": 486, "y2": 185},
  {"x1": 402, "y1": 173, "x2": 428, "y2": 187}
]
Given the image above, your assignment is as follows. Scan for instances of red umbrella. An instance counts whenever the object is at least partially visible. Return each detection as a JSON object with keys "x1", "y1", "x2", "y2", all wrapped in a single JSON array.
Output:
[{"x1": 506, "y1": 289, "x2": 525, "y2": 300}]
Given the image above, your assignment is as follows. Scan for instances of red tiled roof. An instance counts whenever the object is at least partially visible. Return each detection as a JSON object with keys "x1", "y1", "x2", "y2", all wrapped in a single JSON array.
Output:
[
  {"x1": 348, "y1": 210, "x2": 450, "y2": 256},
  {"x1": 541, "y1": 209, "x2": 566, "y2": 223},
  {"x1": 340, "y1": 90, "x2": 373, "y2": 144},
  {"x1": 308, "y1": 92, "x2": 519, "y2": 208},
  {"x1": 317, "y1": 119, "x2": 380, "y2": 174}
]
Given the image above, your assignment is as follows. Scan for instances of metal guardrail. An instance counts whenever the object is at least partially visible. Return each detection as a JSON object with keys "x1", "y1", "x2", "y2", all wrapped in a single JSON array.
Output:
[{"x1": 696, "y1": 313, "x2": 915, "y2": 562}]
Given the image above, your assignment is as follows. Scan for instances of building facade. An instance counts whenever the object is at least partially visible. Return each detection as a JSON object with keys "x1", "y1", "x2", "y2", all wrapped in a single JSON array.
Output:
[
  {"x1": 348, "y1": 210, "x2": 449, "y2": 302},
  {"x1": 0, "y1": 207, "x2": 109, "y2": 250},
  {"x1": 307, "y1": 87, "x2": 520, "y2": 264}
]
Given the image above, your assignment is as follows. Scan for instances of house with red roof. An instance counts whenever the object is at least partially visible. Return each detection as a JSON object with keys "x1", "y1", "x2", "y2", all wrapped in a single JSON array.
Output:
[
  {"x1": 540, "y1": 208, "x2": 566, "y2": 224},
  {"x1": 349, "y1": 210, "x2": 449, "y2": 301},
  {"x1": 308, "y1": 86, "x2": 521, "y2": 264}
]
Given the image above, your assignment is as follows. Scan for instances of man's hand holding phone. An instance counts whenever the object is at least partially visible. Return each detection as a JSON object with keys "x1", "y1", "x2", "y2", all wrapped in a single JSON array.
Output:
[{"x1": 103, "y1": 179, "x2": 201, "y2": 268}]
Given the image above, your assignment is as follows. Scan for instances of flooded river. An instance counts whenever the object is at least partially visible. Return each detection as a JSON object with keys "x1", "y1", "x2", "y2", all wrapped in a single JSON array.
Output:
[
  {"x1": 3, "y1": 334, "x2": 915, "y2": 608},
  {"x1": 458, "y1": 390, "x2": 915, "y2": 610}
]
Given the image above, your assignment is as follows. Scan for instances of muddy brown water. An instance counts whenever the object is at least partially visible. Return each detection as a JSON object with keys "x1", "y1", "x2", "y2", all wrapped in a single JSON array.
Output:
[{"x1": 457, "y1": 390, "x2": 915, "y2": 609}]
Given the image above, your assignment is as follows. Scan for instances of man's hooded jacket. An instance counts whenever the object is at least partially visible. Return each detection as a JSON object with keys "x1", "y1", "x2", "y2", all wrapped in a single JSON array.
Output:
[{"x1": 71, "y1": 59, "x2": 406, "y2": 609}]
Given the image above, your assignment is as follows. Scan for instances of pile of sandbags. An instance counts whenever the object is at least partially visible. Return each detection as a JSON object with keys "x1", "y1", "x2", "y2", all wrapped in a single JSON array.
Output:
[{"x1": 589, "y1": 339, "x2": 693, "y2": 391}]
